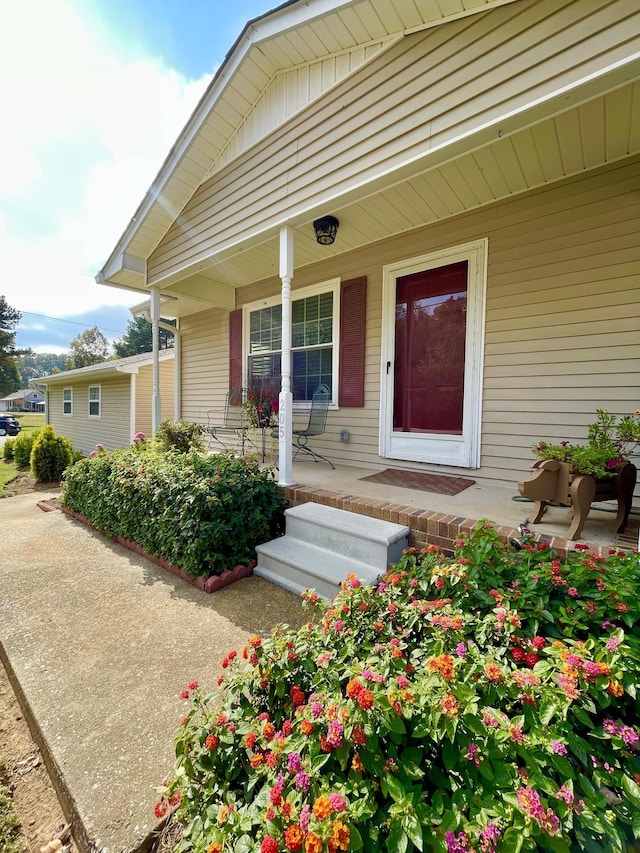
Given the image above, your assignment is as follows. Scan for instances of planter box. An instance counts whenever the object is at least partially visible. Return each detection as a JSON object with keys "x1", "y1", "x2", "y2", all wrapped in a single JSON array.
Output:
[{"x1": 518, "y1": 460, "x2": 637, "y2": 541}]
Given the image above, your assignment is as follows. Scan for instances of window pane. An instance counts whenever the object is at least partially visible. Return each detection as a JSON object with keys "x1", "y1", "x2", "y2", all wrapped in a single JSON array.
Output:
[
  {"x1": 291, "y1": 347, "x2": 332, "y2": 401},
  {"x1": 305, "y1": 297, "x2": 319, "y2": 322},
  {"x1": 292, "y1": 324, "x2": 304, "y2": 347},
  {"x1": 305, "y1": 323, "x2": 319, "y2": 346},
  {"x1": 319, "y1": 292, "x2": 333, "y2": 319},
  {"x1": 249, "y1": 306, "x2": 283, "y2": 355},
  {"x1": 249, "y1": 354, "x2": 281, "y2": 383},
  {"x1": 318, "y1": 318, "x2": 332, "y2": 344}
]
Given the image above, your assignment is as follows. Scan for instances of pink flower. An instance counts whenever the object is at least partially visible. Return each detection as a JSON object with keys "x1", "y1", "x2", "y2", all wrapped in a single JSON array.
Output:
[
  {"x1": 466, "y1": 743, "x2": 481, "y2": 766},
  {"x1": 329, "y1": 792, "x2": 347, "y2": 813},
  {"x1": 479, "y1": 823, "x2": 501, "y2": 853},
  {"x1": 605, "y1": 635, "x2": 621, "y2": 652},
  {"x1": 556, "y1": 785, "x2": 574, "y2": 806},
  {"x1": 299, "y1": 804, "x2": 311, "y2": 832},
  {"x1": 550, "y1": 740, "x2": 567, "y2": 756},
  {"x1": 620, "y1": 725, "x2": 639, "y2": 747},
  {"x1": 582, "y1": 660, "x2": 602, "y2": 677}
]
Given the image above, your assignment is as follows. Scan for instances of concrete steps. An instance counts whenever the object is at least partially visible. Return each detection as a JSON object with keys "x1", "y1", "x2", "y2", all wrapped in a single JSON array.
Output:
[{"x1": 255, "y1": 502, "x2": 409, "y2": 599}]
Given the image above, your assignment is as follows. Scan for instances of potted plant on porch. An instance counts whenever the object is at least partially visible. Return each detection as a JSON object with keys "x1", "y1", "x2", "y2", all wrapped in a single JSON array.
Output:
[
  {"x1": 242, "y1": 379, "x2": 281, "y2": 462},
  {"x1": 519, "y1": 409, "x2": 640, "y2": 540}
]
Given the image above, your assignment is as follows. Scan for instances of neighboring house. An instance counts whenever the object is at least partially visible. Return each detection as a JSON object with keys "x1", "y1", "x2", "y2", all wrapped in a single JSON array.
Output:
[
  {"x1": 0, "y1": 388, "x2": 45, "y2": 412},
  {"x1": 96, "y1": 0, "x2": 639, "y2": 489},
  {"x1": 38, "y1": 352, "x2": 175, "y2": 455}
]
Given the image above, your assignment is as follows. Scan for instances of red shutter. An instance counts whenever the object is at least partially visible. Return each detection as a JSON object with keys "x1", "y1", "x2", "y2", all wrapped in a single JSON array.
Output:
[
  {"x1": 338, "y1": 276, "x2": 367, "y2": 407},
  {"x1": 229, "y1": 309, "x2": 242, "y2": 390}
]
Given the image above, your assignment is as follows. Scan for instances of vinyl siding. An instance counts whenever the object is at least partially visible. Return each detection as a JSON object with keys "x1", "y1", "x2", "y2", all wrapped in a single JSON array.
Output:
[
  {"x1": 177, "y1": 156, "x2": 639, "y2": 487},
  {"x1": 147, "y1": 0, "x2": 637, "y2": 284},
  {"x1": 134, "y1": 360, "x2": 176, "y2": 438},
  {"x1": 48, "y1": 377, "x2": 132, "y2": 455},
  {"x1": 179, "y1": 309, "x2": 230, "y2": 425}
]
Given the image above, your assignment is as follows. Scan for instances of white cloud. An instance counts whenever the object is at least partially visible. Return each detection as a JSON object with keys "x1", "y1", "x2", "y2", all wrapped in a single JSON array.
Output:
[{"x1": 0, "y1": 0, "x2": 210, "y2": 324}]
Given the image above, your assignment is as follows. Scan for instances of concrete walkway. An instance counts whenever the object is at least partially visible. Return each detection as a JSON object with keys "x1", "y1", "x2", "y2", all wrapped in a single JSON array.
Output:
[{"x1": 0, "y1": 493, "x2": 306, "y2": 852}]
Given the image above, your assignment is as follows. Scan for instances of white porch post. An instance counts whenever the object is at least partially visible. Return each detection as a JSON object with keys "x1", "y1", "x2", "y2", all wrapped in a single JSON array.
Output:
[
  {"x1": 278, "y1": 226, "x2": 294, "y2": 486},
  {"x1": 150, "y1": 287, "x2": 161, "y2": 434}
]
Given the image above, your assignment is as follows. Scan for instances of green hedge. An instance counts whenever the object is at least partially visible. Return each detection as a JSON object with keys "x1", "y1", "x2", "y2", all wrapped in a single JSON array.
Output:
[{"x1": 60, "y1": 448, "x2": 285, "y2": 577}]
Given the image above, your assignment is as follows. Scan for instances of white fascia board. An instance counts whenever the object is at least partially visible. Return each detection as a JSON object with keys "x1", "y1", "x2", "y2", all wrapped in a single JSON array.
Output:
[{"x1": 99, "y1": 252, "x2": 146, "y2": 285}]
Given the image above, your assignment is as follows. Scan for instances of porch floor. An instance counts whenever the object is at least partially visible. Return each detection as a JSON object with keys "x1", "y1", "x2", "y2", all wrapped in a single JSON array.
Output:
[{"x1": 279, "y1": 459, "x2": 639, "y2": 553}]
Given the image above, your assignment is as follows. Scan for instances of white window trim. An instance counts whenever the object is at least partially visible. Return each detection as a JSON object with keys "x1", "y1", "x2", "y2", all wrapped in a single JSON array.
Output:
[
  {"x1": 62, "y1": 388, "x2": 73, "y2": 416},
  {"x1": 242, "y1": 278, "x2": 341, "y2": 408},
  {"x1": 88, "y1": 384, "x2": 101, "y2": 419}
]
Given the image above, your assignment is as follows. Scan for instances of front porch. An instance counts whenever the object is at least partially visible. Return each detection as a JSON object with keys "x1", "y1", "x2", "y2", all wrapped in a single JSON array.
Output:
[{"x1": 277, "y1": 458, "x2": 640, "y2": 557}]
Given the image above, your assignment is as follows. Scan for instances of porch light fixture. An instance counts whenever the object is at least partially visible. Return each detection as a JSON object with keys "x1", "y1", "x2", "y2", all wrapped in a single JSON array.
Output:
[{"x1": 313, "y1": 215, "x2": 339, "y2": 245}]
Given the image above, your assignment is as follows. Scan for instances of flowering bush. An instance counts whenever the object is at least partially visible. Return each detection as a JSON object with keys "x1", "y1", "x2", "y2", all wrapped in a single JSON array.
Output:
[
  {"x1": 157, "y1": 522, "x2": 640, "y2": 852},
  {"x1": 532, "y1": 409, "x2": 640, "y2": 479}
]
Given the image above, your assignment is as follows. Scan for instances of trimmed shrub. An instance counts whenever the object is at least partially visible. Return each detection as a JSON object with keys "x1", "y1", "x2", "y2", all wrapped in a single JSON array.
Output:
[
  {"x1": 155, "y1": 419, "x2": 205, "y2": 454},
  {"x1": 158, "y1": 522, "x2": 640, "y2": 853},
  {"x1": 61, "y1": 447, "x2": 285, "y2": 576},
  {"x1": 2, "y1": 438, "x2": 14, "y2": 461},
  {"x1": 12, "y1": 429, "x2": 40, "y2": 468},
  {"x1": 29, "y1": 424, "x2": 73, "y2": 482}
]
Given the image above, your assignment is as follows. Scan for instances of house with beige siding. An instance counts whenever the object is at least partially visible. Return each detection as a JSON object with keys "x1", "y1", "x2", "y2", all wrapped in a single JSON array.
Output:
[
  {"x1": 38, "y1": 352, "x2": 175, "y2": 456},
  {"x1": 95, "y1": 0, "x2": 639, "y2": 494}
]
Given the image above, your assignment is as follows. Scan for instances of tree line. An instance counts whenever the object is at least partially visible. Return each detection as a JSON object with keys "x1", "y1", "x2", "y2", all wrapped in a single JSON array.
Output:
[{"x1": 0, "y1": 296, "x2": 174, "y2": 397}]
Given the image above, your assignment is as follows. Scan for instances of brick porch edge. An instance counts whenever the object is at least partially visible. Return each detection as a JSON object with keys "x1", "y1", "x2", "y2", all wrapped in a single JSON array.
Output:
[{"x1": 280, "y1": 485, "x2": 624, "y2": 559}]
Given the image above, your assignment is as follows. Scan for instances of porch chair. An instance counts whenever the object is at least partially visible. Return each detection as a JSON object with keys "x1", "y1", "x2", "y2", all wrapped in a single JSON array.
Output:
[
  {"x1": 276, "y1": 383, "x2": 335, "y2": 469},
  {"x1": 205, "y1": 387, "x2": 250, "y2": 455}
]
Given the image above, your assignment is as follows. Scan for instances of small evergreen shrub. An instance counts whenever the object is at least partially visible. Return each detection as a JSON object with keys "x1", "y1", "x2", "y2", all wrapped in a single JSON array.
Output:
[
  {"x1": 30, "y1": 424, "x2": 74, "y2": 482},
  {"x1": 61, "y1": 447, "x2": 285, "y2": 576},
  {"x1": 155, "y1": 419, "x2": 205, "y2": 454},
  {"x1": 157, "y1": 522, "x2": 640, "y2": 853},
  {"x1": 2, "y1": 438, "x2": 14, "y2": 461},
  {"x1": 12, "y1": 429, "x2": 40, "y2": 468}
]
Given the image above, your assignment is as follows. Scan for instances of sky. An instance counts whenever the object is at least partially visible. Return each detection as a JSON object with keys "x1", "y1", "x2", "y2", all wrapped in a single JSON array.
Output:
[{"x1": 0, "y1": 0, "x2": 276, "y2": 354}]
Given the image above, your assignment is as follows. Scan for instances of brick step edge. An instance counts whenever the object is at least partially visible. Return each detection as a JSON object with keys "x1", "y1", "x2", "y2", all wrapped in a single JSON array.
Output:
[{"x1": 55, "y1": 504, "x2": 256, "y2": 593}]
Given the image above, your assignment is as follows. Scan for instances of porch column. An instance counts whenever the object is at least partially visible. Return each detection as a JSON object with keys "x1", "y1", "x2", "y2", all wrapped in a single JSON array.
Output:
[
  {"x1": 278, "y1": 225, "x2": 294, "y2": 486},
  {"x1": 150, "y1": 286, "x2": 161, "y2": 434}
]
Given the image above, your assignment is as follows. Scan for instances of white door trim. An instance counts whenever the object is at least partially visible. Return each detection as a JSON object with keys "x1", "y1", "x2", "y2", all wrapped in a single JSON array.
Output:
[{"x1": 379, "y1": 239, "x2": 487, "y2": 468}]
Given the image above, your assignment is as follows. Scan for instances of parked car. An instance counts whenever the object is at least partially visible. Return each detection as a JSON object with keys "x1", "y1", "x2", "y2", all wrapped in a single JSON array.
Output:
[{"x1": 0, "y1": 415, "x2": 21, "y2": 436}]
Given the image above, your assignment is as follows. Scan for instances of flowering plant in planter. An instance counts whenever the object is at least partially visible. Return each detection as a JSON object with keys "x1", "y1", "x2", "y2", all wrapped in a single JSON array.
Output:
[
  {"x1": 156, "y1": 522, "x2": 640, "y2": 853},
  {"x1": 244, "y1": 380, "x2": 281, "y2": 428},
  {"x1": 533, "y1": 409, "x2": 640, "y2": 479}
]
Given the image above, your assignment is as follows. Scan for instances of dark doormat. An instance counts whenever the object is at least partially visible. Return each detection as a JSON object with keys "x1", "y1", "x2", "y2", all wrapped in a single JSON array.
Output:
[{"x1": 359, "y1": 468, "x2": 475, "y2": 496}]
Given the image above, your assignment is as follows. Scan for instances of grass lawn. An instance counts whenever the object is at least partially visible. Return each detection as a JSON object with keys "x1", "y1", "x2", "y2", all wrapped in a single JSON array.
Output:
[
  {"x1": 1, "y1": 414, "x2": 45, "y2": 495},
  {"x1": 0, "y1": 461, "x2": 19, "y2": 491},
  {"x1": 13, "y1": 413, "x2": 45, "y2": 434}
]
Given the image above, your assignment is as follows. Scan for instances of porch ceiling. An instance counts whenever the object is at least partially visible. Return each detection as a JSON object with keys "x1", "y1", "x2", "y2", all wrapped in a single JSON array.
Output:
[{"x1": 153, "y1": 71, "x2": 640, "y2": 318}]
